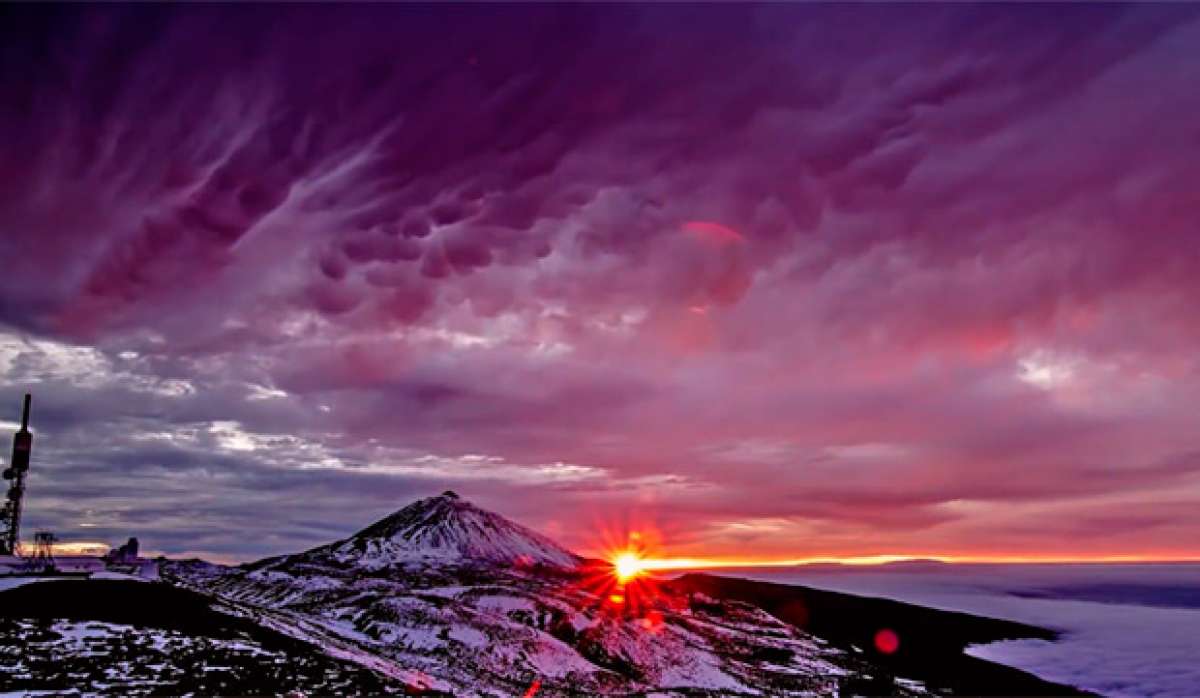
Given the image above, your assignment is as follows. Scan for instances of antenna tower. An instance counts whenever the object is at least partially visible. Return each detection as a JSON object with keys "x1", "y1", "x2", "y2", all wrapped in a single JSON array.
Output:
[{"x1": 1, "y1": 394, "x2": 33, "y2": 556}]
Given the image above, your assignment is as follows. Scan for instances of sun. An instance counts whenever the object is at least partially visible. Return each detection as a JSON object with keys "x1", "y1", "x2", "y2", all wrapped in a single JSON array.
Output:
[
  {"x1": 579, "y1": 529, "x2": 666, "y2": 620},
  {"x1": 613, "y1": 551, "x2": 645, "y2": 583}
]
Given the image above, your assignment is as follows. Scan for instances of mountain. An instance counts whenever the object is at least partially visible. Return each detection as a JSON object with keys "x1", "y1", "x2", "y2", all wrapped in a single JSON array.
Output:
[
  {"x1": 257, "y1": 491, "x2": 581, "y2": 573},
  {"x1": 160, "y1": 493, "x2": 931, "y2": 696}
]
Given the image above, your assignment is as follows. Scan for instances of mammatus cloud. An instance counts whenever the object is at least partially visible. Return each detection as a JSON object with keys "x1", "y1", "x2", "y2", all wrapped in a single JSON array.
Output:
[{"x1": 0, "y1": 4, "x2": 1198, "y2": 561}]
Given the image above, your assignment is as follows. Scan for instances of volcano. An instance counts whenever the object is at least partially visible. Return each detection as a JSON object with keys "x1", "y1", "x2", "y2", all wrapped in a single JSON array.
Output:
[
  {"x1": 271, "y1": 491, "x2": 581, "y2": 573},
  {"x1": 160, "y1": 494, "x2": 926, "y2": 696}
]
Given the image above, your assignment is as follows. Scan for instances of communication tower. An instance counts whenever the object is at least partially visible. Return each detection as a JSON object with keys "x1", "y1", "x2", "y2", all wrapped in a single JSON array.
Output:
[{"x1": 1, "y1": 394, "x2": 33, "y2": 555}]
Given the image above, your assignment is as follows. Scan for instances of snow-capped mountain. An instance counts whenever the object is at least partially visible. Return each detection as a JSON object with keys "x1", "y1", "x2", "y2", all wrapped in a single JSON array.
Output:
[
  {"x1": 260, "y1": 491, "x2": 581, "y2": 573},
  {"x1": 162, "y1": 493, "x2": 928, "y2": 697}
]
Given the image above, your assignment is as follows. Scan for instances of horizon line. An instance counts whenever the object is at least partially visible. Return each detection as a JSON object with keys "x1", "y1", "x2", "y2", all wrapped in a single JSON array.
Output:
[
  {"x1": 30, "y1": 541, "x2": 1200, "y2": 568},
  {"x1": 629, "y1": 553, "x2": 1200, "y2": 570}
]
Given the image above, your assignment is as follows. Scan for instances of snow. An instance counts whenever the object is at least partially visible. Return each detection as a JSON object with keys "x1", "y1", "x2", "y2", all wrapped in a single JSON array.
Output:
[
  {"x1": 567, "y1": 610, "x2": 598, "y2": 631},
  {"x1": 521, "y1": 632, "x2": 609, "y2": 679},
  {"x1": 473, "y1": 593, "x2": 535, "y2": 615},
  {"x1": 304, "y1": 493, "x2": 582, "y2": 572},
  {"x1": 314, "y1": 616, "x2": 375, "y2": 645},
  {"x1": 658, "y1": 655, "x2": 752, "y2": 693},
  {"x1": 172, "y1": 558, "x2": 871, "y2": 695},
  {"x1": 154, "y1": 494, "x2": 930, "y2": 697},
  {"x1": 419, "y1": 585, "x2": 471, "y2": 599},
  {"x1": 448, "y1": 625, "x2": 488, "y2": 648},
  {"x1": 385, "y1": 625, "x2": 446, "y2": 651},
  {"x1": 55, "y1": 621, "x2": 121, "y2": 642}
]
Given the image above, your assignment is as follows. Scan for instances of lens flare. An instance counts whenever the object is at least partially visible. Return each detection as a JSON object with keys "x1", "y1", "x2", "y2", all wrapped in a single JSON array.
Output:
[
  {"x1": 576, "y1": 519, "x2": 670, "y2": 624},
  {"x1": 874, "y1": 628, "x2": 900, "y2": 655},
  {"x1": 613, "y1": 551, "x2": 645, "y2": 583}
]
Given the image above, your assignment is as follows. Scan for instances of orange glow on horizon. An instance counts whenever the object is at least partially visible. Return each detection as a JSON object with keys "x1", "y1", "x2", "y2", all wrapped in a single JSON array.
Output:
[
  {"x1": 578, "y1": 513, "x2": 1200, "y2": 573},
  {"x1": 36, "y1": 541, "x2": 111, "y2": 556},
  {"x1": 596, "y1": 552, "x2": 1200, "y2": 570},
  {"x1": 580, "y1": 513, "x2": 1199, "y2": 591}
]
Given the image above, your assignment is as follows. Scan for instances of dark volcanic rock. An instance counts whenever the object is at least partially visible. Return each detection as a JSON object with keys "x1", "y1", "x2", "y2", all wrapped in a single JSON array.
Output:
[
  {"x1": 0, "y1": 580, "x2": 419, "y2": 696},
  {"x1": 669, "y1": 573, "x2": 1092, "y2": 697}
]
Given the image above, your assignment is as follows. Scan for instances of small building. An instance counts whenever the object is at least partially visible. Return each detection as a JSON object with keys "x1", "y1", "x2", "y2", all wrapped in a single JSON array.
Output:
[{"x1": 105, "y1": 537, "x2": 140, "y2": 563}]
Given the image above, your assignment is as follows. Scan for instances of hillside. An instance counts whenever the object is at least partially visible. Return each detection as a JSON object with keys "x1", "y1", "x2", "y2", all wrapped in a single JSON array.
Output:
[{"x1": 161, "y1": 492, "x2": 927, "y2": 696}]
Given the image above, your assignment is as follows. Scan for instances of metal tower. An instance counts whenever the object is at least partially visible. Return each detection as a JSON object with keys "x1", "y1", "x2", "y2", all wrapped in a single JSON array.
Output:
[{"x1": 1, "y1": 394, "x2": 32, "y2": 556}]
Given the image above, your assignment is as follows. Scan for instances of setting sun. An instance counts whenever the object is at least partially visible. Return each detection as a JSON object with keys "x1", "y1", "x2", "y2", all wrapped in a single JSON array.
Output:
[{"x1": 613, "y1": 551, "x2": 645, "y2": 583}]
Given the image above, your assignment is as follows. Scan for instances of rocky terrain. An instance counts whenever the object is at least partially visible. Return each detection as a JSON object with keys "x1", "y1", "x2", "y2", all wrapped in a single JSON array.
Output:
[
  {"x1": 0, "y1": 493, "x2": 1087, "y2": 696},
  {"x1": 5, "y1": 492, "x2": 1081, "y2": 696},
  {"x1": 0, "y1": 580, "x2": 405, "y2": 696},
  {"x1": 160, "y1": 492, "x2": 928, "y2": 696}
]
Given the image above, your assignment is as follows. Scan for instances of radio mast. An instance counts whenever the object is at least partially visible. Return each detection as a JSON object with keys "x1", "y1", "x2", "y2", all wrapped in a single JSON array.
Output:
[{"x1": 1, "y1": 394, "x2": 33, "y2": 555}]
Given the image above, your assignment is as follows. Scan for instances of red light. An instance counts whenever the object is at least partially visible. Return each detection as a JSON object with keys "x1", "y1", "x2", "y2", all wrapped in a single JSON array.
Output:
[
  {"x1": 639, "y1": 609, "x2": 663, "y2": 631},
  {"x1": 874, "y1": 628, "x2": 900, "y2": 654},
  {"x1": 577, "y1": 518, "x2": 669, "y2": 623}
]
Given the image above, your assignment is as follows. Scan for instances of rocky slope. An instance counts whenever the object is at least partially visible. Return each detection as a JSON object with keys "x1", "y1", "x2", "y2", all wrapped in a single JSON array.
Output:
[
  {"x1": 0, "y1": 579, "x2": 406, "y2": 696},
  {"x1": 162, "y1": 492, "x2": 928, "y2": 696}
]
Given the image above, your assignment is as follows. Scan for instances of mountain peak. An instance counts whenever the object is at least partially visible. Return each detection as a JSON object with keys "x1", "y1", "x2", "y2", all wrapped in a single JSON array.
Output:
[{"x1": 308, "y1": 493, "x2": 581, "y2": 572}]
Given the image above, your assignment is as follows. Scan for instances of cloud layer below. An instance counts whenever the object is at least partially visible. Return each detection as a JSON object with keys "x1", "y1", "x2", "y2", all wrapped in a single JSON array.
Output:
[{"x1": 1, "y1": 5, "x2": 1198, "y2": 561}]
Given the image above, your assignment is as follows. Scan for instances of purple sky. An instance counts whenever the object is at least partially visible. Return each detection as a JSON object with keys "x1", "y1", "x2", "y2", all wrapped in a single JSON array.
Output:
[{"x1": 1, "y1": 4, "x2": 1198, "y2": 562}]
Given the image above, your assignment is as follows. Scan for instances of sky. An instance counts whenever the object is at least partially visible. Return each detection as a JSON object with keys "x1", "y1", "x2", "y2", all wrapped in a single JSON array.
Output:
[{"x1": 1, "y1": 4, "x2": 1198, "y2": 564}]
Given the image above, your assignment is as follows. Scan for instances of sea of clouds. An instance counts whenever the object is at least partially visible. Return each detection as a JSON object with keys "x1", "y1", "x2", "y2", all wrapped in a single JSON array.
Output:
[{"x1": 725, "y1": 563, "x2": 1200, "y2": 698}]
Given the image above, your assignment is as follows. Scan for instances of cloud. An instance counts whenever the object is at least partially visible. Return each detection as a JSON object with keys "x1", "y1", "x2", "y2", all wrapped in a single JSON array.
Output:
[{"x1": 0, "y1": 4, "x2": 1198, "y2": 561}]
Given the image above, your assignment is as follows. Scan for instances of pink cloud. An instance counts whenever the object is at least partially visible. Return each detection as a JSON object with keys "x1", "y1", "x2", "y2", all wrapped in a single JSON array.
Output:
[{"x1": 0, "y1": 4, "x2": 1198, "y2": 560}]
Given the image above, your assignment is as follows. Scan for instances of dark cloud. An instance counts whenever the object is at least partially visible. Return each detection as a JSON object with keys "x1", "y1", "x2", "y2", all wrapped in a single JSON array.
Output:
[{"x1": 0, "y1": 4, "x2": 1198, "y2": 561}]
